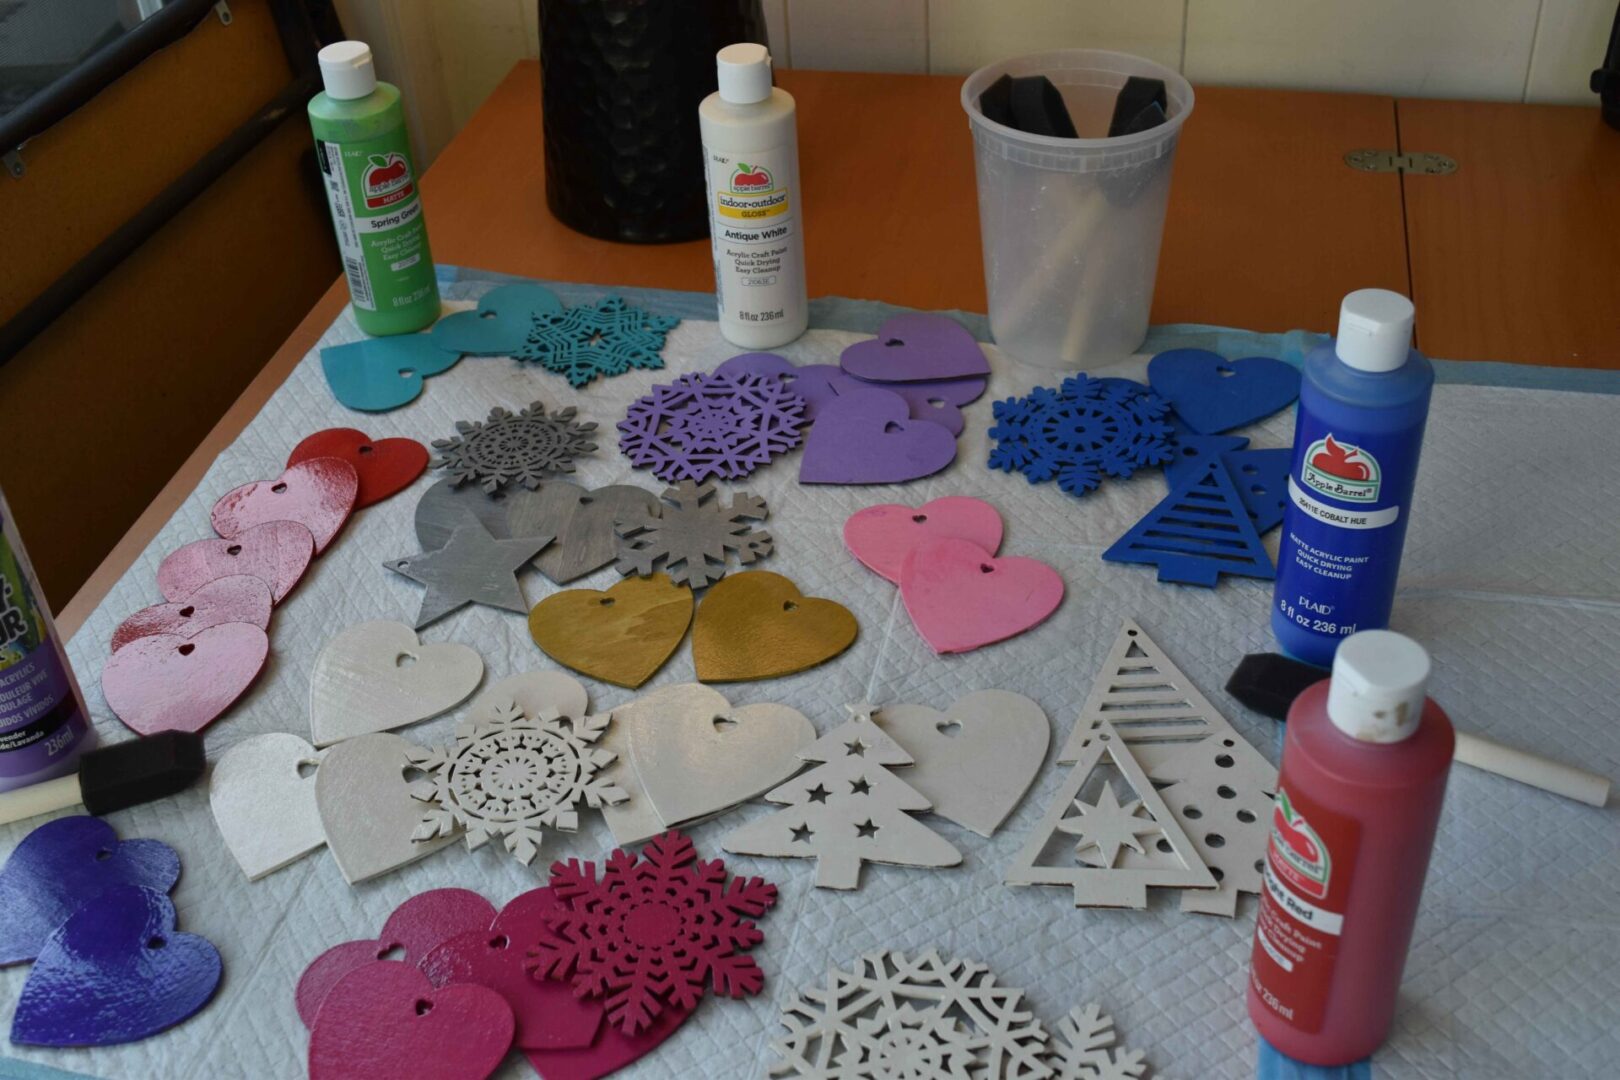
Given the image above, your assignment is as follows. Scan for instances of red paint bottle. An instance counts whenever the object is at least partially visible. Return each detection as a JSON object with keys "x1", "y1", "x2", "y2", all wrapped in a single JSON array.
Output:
[{"x1": 1248, "y1": 630, "x2": 1454, "y2": 1065}]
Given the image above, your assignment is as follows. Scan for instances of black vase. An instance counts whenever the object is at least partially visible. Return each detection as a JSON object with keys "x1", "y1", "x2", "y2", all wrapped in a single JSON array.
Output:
[{"x1": 539, "y1": 0, "x2": 767, "y2": 244}]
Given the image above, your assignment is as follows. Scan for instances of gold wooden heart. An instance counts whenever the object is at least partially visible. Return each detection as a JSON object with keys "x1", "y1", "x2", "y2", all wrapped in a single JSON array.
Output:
[
  {"x1": 693, "y1": 571, "x2": 858, "y2": 682},
  {"x1": 527, "y1": 574, "x2": 693, "y2": 688}
]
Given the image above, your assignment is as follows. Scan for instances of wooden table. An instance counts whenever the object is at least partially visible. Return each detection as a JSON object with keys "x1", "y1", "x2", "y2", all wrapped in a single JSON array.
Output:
[{"x1": 59, "y1": 62, "x2": 1619, "y2": 633}]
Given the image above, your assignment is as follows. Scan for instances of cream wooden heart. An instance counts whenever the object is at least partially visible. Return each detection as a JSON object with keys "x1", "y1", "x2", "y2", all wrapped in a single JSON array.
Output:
[
  {"x1": 465, "y1": 670, "x2": 590, "y2": 726},
  {"x1": 315, "y1": 732, "x2": 455, "y2": 885},
  {"x1": 209, "y1": 732, "x2": 327, "y2": 880},
  {"x1": 877, "y1": 691, "x2": 1050, "y2": 837},
  {"x1": 308, "y1": 621, "x2": 484, "y2": 747}
]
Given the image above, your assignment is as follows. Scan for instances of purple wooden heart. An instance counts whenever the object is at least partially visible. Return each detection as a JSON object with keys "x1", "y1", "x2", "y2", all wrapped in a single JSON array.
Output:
[
  {"x1": 800, "y1": 388, "x2": 958, "y2": 485},
  {"x1": 713, "y1": 354, "x2": 845, "y2": 421},
  {"x1": 839, "y1": 314, "x2": 990, "y2": 383},
  {"x1": 0, "y1": 817, "x2": 180, "y2": 966},
  {"x1": 831, "y1": 373, "x2": 980, "y2": 435},
  {"x1": 11, "y1": 884, "x2": 220, "y2": 1046}
]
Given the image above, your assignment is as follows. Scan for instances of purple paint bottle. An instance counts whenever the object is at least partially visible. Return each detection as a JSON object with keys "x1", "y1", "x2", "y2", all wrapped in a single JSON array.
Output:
[{"x1": 0, "y1": 488, "x2": 94, "y2": 792}]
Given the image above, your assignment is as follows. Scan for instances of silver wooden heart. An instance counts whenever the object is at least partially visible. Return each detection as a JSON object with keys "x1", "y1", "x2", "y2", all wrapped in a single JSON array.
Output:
[
  {"x1": 518, "y1": 481, "x2": 660, "y2": 584},
  {"x1": 209, "y1": 732, "x2": 327, "y2": 880},
  {"x1": 308, "y1": 620, "x2": 484, "y2": 747},
  {"x1": 315, "y1": 732, "x2": 455, "y2": 884},
  {"x1": 877, "y1": 690, "x2": 1050, "y2": 837}
]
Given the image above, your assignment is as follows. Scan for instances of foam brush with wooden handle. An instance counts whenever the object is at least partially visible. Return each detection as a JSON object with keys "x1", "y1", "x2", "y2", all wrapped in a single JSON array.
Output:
[{"x1": 0, "y1": 731, "x2": 206, "y2": 824}]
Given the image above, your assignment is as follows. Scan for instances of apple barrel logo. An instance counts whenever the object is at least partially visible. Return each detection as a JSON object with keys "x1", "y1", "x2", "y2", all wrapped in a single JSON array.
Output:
[
  {"x1": 362, "y1": 152, "x2": 414, "y2": 209},
  {"x1": 1301, "y1": 434, "x2": 1380, "y2": 503},
  {"x1": 729, "y1": 162, "x2": 772, "y2": 193},
  {"x1": 1269, "y1": 789, "x2": 1331, "y2": 900}
]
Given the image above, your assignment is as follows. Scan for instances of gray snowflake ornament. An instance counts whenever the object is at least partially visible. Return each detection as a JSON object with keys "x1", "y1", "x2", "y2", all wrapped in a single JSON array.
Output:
[
  {"x1": 432, "y1": 401, "x2": 598, "y2": 492},
  {"x1": 614, "y1": 480, "x2": 772, "y2": 589}
]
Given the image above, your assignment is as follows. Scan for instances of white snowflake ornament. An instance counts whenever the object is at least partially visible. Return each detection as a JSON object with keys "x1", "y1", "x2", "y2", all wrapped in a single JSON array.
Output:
[
  {"x1": 1047, "y1": 1003, "x2": 1152, "y2": 1080},
  {"x1": 614, "y1": 480, "x2": 773, "y2": 589}
]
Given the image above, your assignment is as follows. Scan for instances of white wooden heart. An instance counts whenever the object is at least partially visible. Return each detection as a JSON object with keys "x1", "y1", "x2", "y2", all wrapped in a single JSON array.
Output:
[
  {"x1": 209, "y1": 732, "x2": 327, "y2": 880},
  {"x1": 877, "y1": 690, "x2": 1050, "y2": 837},
  {"x1": 465, "y1": 670, "x2": 589, "y2": 726},
  {"x1": 315, "y1": 732, "x2": 456, "y2": 884},
  {"x1": 308, "y1": 620, "x2": 484, "y2": 747}
]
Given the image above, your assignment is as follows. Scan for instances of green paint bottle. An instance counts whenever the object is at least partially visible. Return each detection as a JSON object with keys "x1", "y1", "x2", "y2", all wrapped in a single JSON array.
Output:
[{"x1": 308, "y1": 41, "x2": 439, "y2": 335}]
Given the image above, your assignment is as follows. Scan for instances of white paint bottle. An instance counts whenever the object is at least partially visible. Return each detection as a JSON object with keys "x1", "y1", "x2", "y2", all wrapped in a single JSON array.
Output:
[{"x1": 699, "y1": 43, "x2": 808, "y2": 348}]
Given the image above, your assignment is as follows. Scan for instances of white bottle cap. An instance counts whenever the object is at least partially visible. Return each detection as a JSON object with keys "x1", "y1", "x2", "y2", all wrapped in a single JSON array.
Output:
[
  {"x1": 1327, "y1": 631, "x2": 1431, "y2": 743},
  {"x1": 716, "y1": 43, "x2": 772, "y2": 105},
  {"x1": 1335, "y1": 288, "x2": 1415, "y2": 372},
  {"x1": 318, "y1": 41, "x2": 378, "y2": 101}
]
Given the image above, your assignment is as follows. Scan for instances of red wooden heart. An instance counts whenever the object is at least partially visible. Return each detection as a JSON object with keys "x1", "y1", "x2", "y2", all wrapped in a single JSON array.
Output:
[
  {"x1": 100, "y1": 623, "x2": 269, "y2": 736},
  {"x1": 110, "y1": 575, "x2": 273, "y2": 653},
  {"x1": 308, "y1": 961, "x2": 514, "y2": 1080},
  {"x1": 211, "y1": 458, "x2": 358, "y2": 554},
  {"x1": 288, "y1": 429, "x2": 428, "y2": 509},
  {"x1": 156, "y1": 521, "x2": 314, "y2": 604}
]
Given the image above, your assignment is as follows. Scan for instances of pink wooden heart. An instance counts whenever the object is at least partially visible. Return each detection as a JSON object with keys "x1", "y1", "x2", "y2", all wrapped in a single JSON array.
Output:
[
  {"x1": 296, "y1": 889, "x2": 499, "y2": 1029},
  {"x1": 156, "y1": 521, "x2": 314, "y2": 604},
  {"x1": 210, "y1": 457, "x2": 358, "y2": 554},
  {"x1": 307, "y1": 961, "x2": 514, "y2": 1080},
  {"x1": 110, "y1": 575, "x2": 273, "y2": 653},
  {"x1": 899, "y1": 538, "x2": 1064, "y2": 654},
  {"x1": 843, "y1": 497, "x2": 1004, "y2": 584},
  {"x1": 100, "y1": 623, "x2": 269, "y2": 735}
]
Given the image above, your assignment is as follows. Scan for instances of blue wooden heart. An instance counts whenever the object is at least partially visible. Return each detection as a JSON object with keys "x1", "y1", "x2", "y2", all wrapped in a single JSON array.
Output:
[
  {"x1": 430, "y1": 283, "x2": 563, "y2": 355},
  {"x1": 320, "y1": 334, "x2": 462, "y2": 412},
  {"x1": 0, "y1": 817, "x2": 180, "y2": 965},
  {"x1": 11, "y1": 885, "x2": 221, "y2": 1046},
  {"x1": 1147, "y1": 348, "x2": 1301, "y2": 434}
]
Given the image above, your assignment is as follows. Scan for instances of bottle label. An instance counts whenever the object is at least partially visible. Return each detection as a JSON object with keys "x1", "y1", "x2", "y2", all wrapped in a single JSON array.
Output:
[
  {"x1": 0, "y1": 517, "x2": 87, "y2": 777},
  {"x1": 703, "y1": 143, "x2": 803, "y2": 329},
  {"x1": 1251, "y1": 785, "x2": 1361, "y2": 1032},
  {"x1": 316, "y1": 135, "x2": 436, "y2": 313}
]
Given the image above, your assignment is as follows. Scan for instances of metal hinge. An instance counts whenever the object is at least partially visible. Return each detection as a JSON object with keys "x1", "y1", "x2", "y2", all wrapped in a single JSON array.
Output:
[
  {"x1": 214, "y1": 1, "x2": 233, "y2": 25},
  {"x1": 1344, "y1": 149, "x2": 1457, "y2": 175},
  {"x1": 3, "y1": 148, "x2": 23, "y2": 180}
]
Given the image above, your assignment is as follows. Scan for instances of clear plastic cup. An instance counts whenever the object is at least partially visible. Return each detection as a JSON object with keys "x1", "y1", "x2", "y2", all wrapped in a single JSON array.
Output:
[{"x1": 961, "y1": 50, "x2": 1194, "y2": 369}]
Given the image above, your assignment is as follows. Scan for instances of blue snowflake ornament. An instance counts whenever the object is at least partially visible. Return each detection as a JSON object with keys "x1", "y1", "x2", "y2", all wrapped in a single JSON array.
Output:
[
  {"x1": 517, "y1": 295, "x2": 679, "y2": 387},
  {"x1": 988, "y1": 375, "x2": 1175, "y2": 496},
  {"x1": 618, "y1": 372, "x2": 806, "y2": 484}
]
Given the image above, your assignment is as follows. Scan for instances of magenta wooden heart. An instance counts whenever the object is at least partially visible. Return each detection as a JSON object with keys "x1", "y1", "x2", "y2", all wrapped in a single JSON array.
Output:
[
  {"x1": 839, "y1": 313, "x2": 990, "y2": 383},
  {"x1": 100, "y1": 624, "x2": 269, "y2": 735},
  {"x1": 844, "y1": 497, "x2": 1004, "y2": 584},
  {"x1": 156, "y1": 521, "x2": 314, "y2": 604},
  {"x1": 900, "y1": 538, "x2": 1064, "y2": 654},
  {"x1": 210, "y1": 457, "x2": 358, "y2": 554},
  {"x1": 799, "y1": 388, "x2": 957, "y2": 485},
  {"x1": 110, "y1": 575, "x2": 273, "y2": 653},
  {"x1": 523, "y1": 1003, "x2": 692, "y2": 1080},
  {"x1": 307, "y1": 961, "x2": 514, "y2": 1080}
]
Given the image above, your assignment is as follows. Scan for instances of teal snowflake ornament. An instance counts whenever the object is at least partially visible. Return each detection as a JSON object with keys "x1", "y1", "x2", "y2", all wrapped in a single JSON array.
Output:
[{"x1": 518, "y1": 295, "x2": 680, "y2": 388}]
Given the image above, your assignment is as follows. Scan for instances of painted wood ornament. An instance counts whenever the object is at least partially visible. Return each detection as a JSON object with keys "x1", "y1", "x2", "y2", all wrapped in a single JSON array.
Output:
[
  {"x1": 1047, "y1": 1002, "x2": 1154, "y2": 1079},
  {"x1": 307, "y1": 620, "x2": 483, "y2": 747},
  {"x1": 1146, "y1": 347, "x2": 1301, "y2": 434},
  {"x1": 692, "y1": 571, "x2": 857, "y2": 682},
  {"x1": 430, "y1": 282, "x2": 563, "y2": 356},
  {"x1": 799, "y1": 388, "x2": 958, "y2": 485},
  {"x1": 413, "y1": 476, "x2": 534, "y2": 551},
  {"x1": 10, "y1": 885, "x2": 221, "y2": 1047},
  {"x1": 306, "y1": 960, "x2": 515, "y2": 1080},
  {"x1": 838, "y1": 313, "x2": 991, "y2": 383},
  {"x1": 843, "y1": 497, "x2": 1004, "y2": 584},
  {"x1": 313, "y1": 733, "x2": 459, "y2": 885},
  {"x1": 156, "y1": 520, "x2": 315, "y2": 604},
  {"x1": 109, "y1": 574, "x2": 273, "y2": 653},
  {"x1": 876, "y1": 691, "x2": 1050, "y2": 837},
  {"x1": 101, "y1": 622, "x2": 270, "y2": 736},
  {"x1": 288, "y1": 428, "x2": 429, "y2": 508},
  {"x1": 320, "y1": 334, "x2": 461, "y2": 413},
  {"x1": 209, "y1": 732, "x2": 327, "y2": 880},
  {"x1": 614, "y1": 481, "x2": 773, "y2": 589},
  {"x1": 524, "y1": 1003, "x2": 691, "y2": 1080},
  {"x1": 521, "y1": 480, "x2": 661, "y2": 584},
  {"x1": 899, "y1": 538, "x2": 1064, "y2": 654},
  {"x1": 527, "y1": 573, "x2": 693, "y2": 689},
  {"x1": 0, "y1": 816, "x2": 180, "y2": 966},
  {"x1": 384, "y1": 520, "x2": 552, "y2": 628},
  {"x1": 465, "y1": 670, "x2": 590, "y2": 728},
  {"x1": 210, "y1": 456, "x2": 359, "y2": 554}
]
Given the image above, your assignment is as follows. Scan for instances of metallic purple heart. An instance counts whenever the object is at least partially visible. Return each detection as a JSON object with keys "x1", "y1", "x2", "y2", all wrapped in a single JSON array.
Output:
[
  {"x1": 0, "y1": 817, "x2": 180, "y2": 966},
  {"x1": 800, "y1": 388, "x2": 958, "y2": 485},
  {"x1": 839, "y1": 313, "x2": 990, "y2": 383},
  {"x1": 11, "y1": 884, "x2": 220, "y2": 1046}
]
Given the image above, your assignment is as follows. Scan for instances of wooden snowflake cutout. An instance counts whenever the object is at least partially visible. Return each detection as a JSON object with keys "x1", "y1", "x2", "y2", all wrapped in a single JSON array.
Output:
[
  {"x1": 768, "y1": 950, "x2": 1052, "y2": 1079},
  {"x1": 517, "y1": 294, "x2": 678, "y2": 388},
  {"x1": 406, "y1": 703, "x2": 626, "y2": 865},
  {"x1": 431, "y1": 401, "x2": 598, "y2": 492},
  {"x1": 527, "y1": 830, "x2": 778, "y2": 1034},
  {"x1": 1047, "y1": 1003, "x2": 1152, "y2": 1080},
  {"x1": 614, "y1": 480, "x2": 772, "y2": 589},
  {"x1": 617, "y1": 371, "x2": 806, "y2": 483}
]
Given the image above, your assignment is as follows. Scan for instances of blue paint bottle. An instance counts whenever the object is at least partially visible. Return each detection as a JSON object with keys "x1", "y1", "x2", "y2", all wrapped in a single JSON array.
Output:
[{"x1": 1272, "y1": 290, "x2": 1433, "y2": 667}]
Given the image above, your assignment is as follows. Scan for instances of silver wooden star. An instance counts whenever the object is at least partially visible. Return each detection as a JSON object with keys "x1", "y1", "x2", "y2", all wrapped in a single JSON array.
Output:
[{"x1": 384, "y1": 520, "x2": 552, "y2": 628}]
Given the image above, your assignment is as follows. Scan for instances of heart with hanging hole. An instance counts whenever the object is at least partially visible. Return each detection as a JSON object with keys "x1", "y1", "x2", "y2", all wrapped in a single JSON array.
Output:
[
  {"x1": 900, "y1": 538, "x2": 1063, "y2": 654},
  {"x1": 843, "y1": 497, "x2": 1004, "y2": 584},
  {"x1": 1146, "y1": 348, "x2": 1301, "y2": 435},
  {"x1": 430, "y1": 283, "x2": 564, "y2": 356},
  {"x1": 313, "y1": 734, "x2": 460, "y2": 885},
  {"x1": 288, "y1": 429, "x2": 429, "y2": 509},
  {"x1": 692, "y1": 571, "x2": 857, "y2": 682},
  {"x1": 527, "y1": 574, "x2": 693, "y2": 689},
  {"x1": 209, "y1": 732, "x2": 327, "y2": 881},
  {"x1": 320, "y1": 335, "x2": 462, "y2": 413},
  {"x1": 111, "y1": 574, "x2": 273, "y2": 653},
  {"x1": 799, "y1": 388, "x2": 957, "y2": 485},
  {"x1": 211, "y1": 458, "x2": 359, "y2": 554},
  {"x1": 308, "y1": 620, "x2": 483, "y2": 747},
  {"x1": 156, "y1": 520, "x2": 314, "y2": 605},
  {"x1": 839, "y1": 313, "x2": 990, "y2": 383},
  {"x1": 517, "y1": 481, "x2": 661, "y2": 584},
  {"x1": 101, "y1": 623, "x2": 270, "y2": 736}
]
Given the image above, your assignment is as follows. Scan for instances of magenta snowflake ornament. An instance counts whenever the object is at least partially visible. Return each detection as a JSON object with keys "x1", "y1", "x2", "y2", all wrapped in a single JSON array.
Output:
[
  {"x1": 517, "y1": 295, "x2": 680, "y2": 388},
  {"x1": 617, "y1": 372, "x2": 807, "y2": 484},
  {"x1": 527, "y1": 830, "x2": 778, "y2": 1035}
]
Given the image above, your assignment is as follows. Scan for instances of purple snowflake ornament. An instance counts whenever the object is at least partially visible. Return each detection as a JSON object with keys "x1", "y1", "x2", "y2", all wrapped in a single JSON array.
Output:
[{"x1": 617, "y1": 372, "x2": 806, "y2": 484}]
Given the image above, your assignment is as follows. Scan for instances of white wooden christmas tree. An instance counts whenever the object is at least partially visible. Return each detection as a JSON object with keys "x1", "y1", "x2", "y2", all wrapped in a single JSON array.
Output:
[{"x1": 722, "y1": 704, "x2": 962, "y2": 889}]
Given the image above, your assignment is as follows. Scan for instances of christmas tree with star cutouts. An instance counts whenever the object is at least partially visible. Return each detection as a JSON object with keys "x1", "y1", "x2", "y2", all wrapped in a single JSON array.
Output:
[{"x1": 721, "y1": 704, "x2": 962, "y2": 890}]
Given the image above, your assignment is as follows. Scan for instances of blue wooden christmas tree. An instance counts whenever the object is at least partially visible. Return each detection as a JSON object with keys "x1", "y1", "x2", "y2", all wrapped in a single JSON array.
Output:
[{"x1": 1105, "y1": 456, "x2": 1276, "y2": 586}]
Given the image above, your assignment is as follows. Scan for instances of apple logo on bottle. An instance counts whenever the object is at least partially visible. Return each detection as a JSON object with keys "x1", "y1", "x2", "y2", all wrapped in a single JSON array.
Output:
[
  {"x1": 1269, "y1": 789, "x2": 1332, "y2": 900},
  {"x1": 1302, "y1": 434, "x2": 1381, "y2": 503},
  {"x1": 362, "y1": 152, "x2": 415, "y2": 209},
  {"x1": 730, "y1": 163, "x2": 772, "y2": 191}
]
